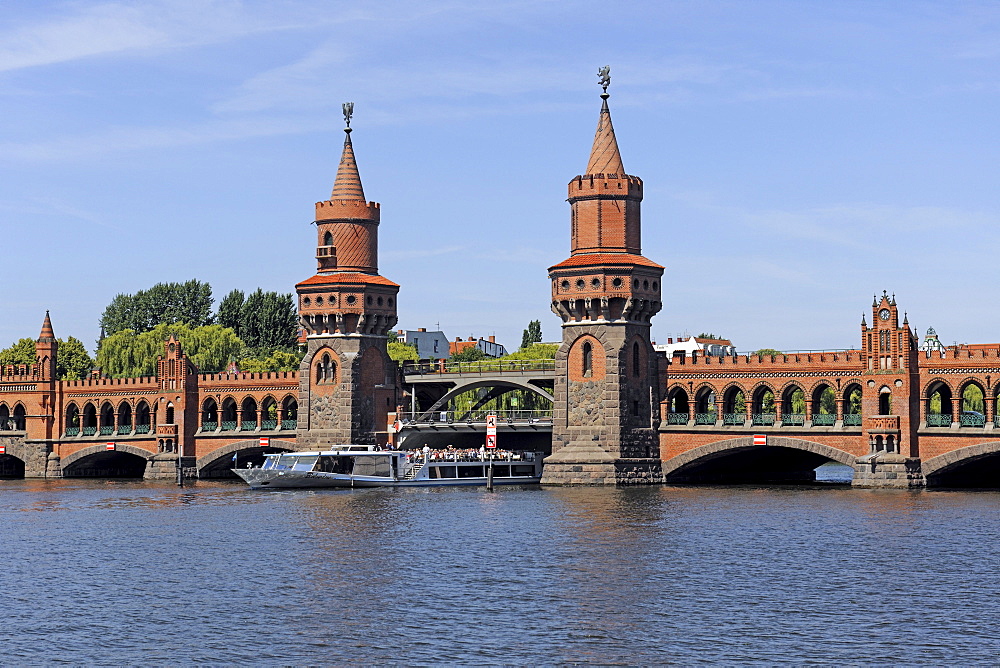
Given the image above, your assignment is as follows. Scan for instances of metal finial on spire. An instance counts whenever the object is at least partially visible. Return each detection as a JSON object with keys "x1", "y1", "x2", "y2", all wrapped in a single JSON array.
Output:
[
  {"x1": 342, "y1": 102, "x2": 355, "y2": 131},
  {"x1": 597, "y1": 66, "x2": 611, "y2": 96}
]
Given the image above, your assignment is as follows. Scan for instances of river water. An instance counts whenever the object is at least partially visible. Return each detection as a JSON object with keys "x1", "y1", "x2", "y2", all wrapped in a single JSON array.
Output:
[{"x1": 2, "y1": 478, "x2": 998, "y2": 665}]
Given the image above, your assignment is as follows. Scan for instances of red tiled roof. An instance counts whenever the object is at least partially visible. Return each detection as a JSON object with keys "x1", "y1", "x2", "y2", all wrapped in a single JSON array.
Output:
[
  {"x1": 296, "y1": 273, "x2": 399, "y2": 288},
  {"x1": 548, "y1": 253, "x2": 664, "y2": 270}
]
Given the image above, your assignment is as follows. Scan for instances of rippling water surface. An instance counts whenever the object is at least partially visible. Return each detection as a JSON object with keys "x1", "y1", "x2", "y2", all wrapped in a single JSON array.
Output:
[{"x1": 2, "y1": 479, "x2": 998, "y2": 665}]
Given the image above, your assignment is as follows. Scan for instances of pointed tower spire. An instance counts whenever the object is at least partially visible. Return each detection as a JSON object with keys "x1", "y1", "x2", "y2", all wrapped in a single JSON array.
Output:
[
  {"x1": 586, "y1": 68, "x2": 625, "y2": 176},
  {"x1": 330, "y1": 102, "x2": 365, "y2": 201},
  {"x1": 38, "y1": 310, "x2": 55, "y2": 342}
]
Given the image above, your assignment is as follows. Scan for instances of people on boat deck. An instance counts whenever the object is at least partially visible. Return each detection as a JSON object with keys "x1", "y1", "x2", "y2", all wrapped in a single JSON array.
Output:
[{"x1": 404, "y1": 446, "x2": 529, "y2": 462}]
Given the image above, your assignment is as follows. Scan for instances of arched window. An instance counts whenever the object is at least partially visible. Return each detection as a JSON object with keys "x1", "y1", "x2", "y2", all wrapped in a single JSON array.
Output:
[
  {"x1": 879, "y1": 388, "x2": 892, "y2": 415},
  {"x1": 241, "y1": 397, "x2": 258, "y2": 430},
  {"x1": 0, "y1": 404, "x2": 9, "y2": 430},
  {"x1": 13, "y1": 405, "x2": 26, "y2": 431},
  {"x1": 632, "y1": 341, "x2": 640, "y2": 377},
  {"x1": 165, "y1": 403, "x2": 175, "y2": 424},
  {"x1": 323, "y1": 231, "x2": 333, "y2": 246},
  {"x1": 135, "y1": 401, "x2": 151, "y2": 433},
  {"x1": 281, "y1": 396, "x2": 298, "y2": 429},
  {"x1": 202, "y1": 398, "x2": 218, "y2": 431},
  {"x1": 582, "y1": 342, "x2": 593, "y2": 378}
]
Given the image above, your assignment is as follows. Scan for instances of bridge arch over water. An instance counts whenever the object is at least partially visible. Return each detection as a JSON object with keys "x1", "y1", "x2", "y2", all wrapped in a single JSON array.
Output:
[
  {"x1": 197, "y1": 438, "x2": 295, "y2": 478},
  {"x1": 662, "y1": 436, "x2": 855, "y2": 484},
  {"x1": 61, "y1": 443, "x2": 152, "y2": 478},
  {"x1": 923, "y1": 441, "x2": 1000, "y2": 487}
]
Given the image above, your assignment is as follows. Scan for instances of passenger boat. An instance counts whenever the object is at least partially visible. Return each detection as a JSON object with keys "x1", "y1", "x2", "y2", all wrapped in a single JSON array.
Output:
[{"x1": 233, "y1": 446, "x2": 544, "y2": 489}]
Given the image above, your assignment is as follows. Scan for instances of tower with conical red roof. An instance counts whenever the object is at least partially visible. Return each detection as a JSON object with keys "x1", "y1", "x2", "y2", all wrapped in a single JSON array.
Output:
[
  {"x1": 295, "y1": 104, "x2": 399, "y2": 446},
  {"x1": 542, "y1": 70, "x2": 664, "y2": 485}
]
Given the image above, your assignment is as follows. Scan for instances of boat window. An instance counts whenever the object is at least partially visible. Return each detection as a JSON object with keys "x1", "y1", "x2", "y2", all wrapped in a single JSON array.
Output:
[
  {"x1": 512, "y1": 465, "x2": 535, "y2": 476},
  {"x1": 292, "y1": 456, "x2": 318, "y2": 472},
  {"x1": 275, "y1": 455, "x2": 301, "y2": 470},
  {"x1": 458, "y1": 466, "x2": 485, "y2": 478},
  {"x1": 352, "y1": 455, "x2": 391, "y2": 477}
]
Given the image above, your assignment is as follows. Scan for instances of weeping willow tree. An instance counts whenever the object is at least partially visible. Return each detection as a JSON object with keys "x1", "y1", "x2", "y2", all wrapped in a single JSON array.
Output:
[
  {"x1": 448, "y1": 387, "x2": 551, "y2": 416},
  {"x1": 963, "y1": 384, "x2": 985, "y2": 413}
]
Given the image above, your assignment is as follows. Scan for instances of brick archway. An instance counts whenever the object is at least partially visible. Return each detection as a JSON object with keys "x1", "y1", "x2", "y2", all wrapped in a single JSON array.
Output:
[
  {"x1": 60, "y1": 443, "x2": 153, "y2": 469},
  {"x1": 662, "y1": 436, "x2": 855, "y2": 483},
  {"x1": 196, "y1": 439, "x2": 295, "y2": 475},
  {"x1": 922, "y1": 441, "x2": 1000, "y2": 483}
]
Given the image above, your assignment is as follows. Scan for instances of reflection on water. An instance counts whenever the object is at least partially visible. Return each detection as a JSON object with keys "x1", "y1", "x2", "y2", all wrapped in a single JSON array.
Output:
[{"x1": 1, "y1": 479, "x2": 998, "y2": 664}]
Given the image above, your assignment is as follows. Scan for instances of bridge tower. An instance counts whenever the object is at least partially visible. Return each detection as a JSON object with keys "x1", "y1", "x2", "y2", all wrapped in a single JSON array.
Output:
[
  {"x1": 542, "y1": 72, "x2": 665, "y2": 485},
  {"x1": 295, "y1": 105, "x2": 399, "y2": 447},
  {"x1": 853, "y1": 291, "x2": 923, "y2": 486}
]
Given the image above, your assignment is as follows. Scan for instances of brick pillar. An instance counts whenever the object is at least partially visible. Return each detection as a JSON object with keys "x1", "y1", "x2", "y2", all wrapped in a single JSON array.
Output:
[
  {"x1": 987, "y1": 394, "x2": 995, "y2": 425},
  {"x1": 744, "y1": 399, "x2": 752, "y2": 425},
  {"x1": 804, "y1": 397, "x2": 813, "y2": 422},
  {"x1": 775, "y1": 394, "x2": 783, "y2": 422},
  {"x1": 715, "y1": 396, "x2": 724, "y2": 424},
  {"x1": 951, "y1": 395, "x2": 960, "y2": 425},
  {"x1": 835, "y1": 398, "x2": 844, "y2": 422}
]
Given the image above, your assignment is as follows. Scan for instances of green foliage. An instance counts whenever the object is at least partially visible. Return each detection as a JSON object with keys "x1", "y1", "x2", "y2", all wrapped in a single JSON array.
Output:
[
  {"x1": 0, "y1": 338, "x2": 36, "y2": 367},
  {"x1": 503, "y1": 342, "x2": 558, "y2": 361},
  {"x1": 818, "y1": 387, "x2": 837, "y2": 414},
  {"x1": 217, "y1": 289, "x2": 245, "y2": 335},
  {"x1": 520, "y1": 320, "x2": 542, "y2": 350},
  {"x1": 386, "y1": 329, "x2": 399, "y2": 343},
  {"x1": 847, "y1": 388, "x2": 863, "y2": 414},
  {"x1": 759, "y1": 390, "x2": 776, "y2": 414},
  {"x1": 96, "y1": 323, "x2": 242, "y2": 377},
  {"x1": 697, "y1": 333, "x2": 721, "y2": 340},
  {"x1": 239, "y1": 350, "x2": 302, "y2": 373},
  {"x1": 962, "y1": 385, "x2": 984, "y2": 413},
  {"x1": 227, "y1": 289, "x2": 297, "y2": 350},
  {"x1": 57, "y1": 336, "x2": 94, "y2": 380},
  {"x1": 789, "y1": 388, "x2": 805, "y2": 414},
  {"x1": 450, "y1": 346, "x2": 488, "y2": 362},
  {"x1": 387, "y1": 341, "x2": 419, "y2": 363},
  {"x1": 930, "y1": 392, "x2": 941, "y2": 414},
  {"x1": 731, "y1": 391, "x2": 746, "y2": 412},
  {"x1": 752, "y1": 348, "x2": 782, "y2": 357},
  {"x1": 100, "y1": 279, "x2": 214, "y2": 336}
]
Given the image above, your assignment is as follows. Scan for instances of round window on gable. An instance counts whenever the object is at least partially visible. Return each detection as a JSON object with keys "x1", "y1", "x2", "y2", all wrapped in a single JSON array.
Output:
[
  {"x1": 652, "y1": 281, "x2": 658, "y2": 290},
  {"x1": 316, "y1": 296, "x2": 323, "y2": 306},
  {"x1": 576, "y1": 279, "x2": 585, "y2": 289},
  {"x1": 303, "y1": 297, "x2": 311, "y2": 306},
  {"x1": 612, "y1": 277, "x2": 623, "y2": 288},
  {"x1": 633, "y1": 279, "x2": 640, "y2": 289},
  {"x1": 591, "y1": 278, "x2": 601, "y2": 288},
  {"x1": 643, "y1": 280, "x2": 649, "y2": 290},
  {"x1": 377, "y1": 296, "x2": 383, "y2": 306},
  {"x1": 388, "y1": 298, "x2": 394, "y2": 307},
  {"x1": 346, "y1": 295, "x2": 356, "y2": 305},
  {"x1": 561, "y1": 280, "x2": 570, "y2": 290},
  {"x1": 329, "y1": 295, "x2": 336, "y2": 304},
  {"x1": 367, "y1": 295, "x2": 373, "y2": 305}
]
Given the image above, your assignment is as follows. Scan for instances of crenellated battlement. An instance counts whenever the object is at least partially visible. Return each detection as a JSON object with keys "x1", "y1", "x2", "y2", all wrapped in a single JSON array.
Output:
[
  {"x1": 668, "y1": 350, "x2": 864, "y2": 371},
  {"x1": 60, "y1": 376, "x2": 160, "y2": 388},
  {"x1": 568, "y1": 173, "x2": 642, "y2": 199},
  {"x1": 315, "y1": 199, "x2": 380, "y2": 222},
  {"x1": 198, "y1": 371, "x2": 299, "y2": 383}
]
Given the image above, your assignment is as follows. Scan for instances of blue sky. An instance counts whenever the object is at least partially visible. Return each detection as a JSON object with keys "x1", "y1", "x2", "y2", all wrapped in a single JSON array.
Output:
[{"x1": 3, "y1": 0, "x2": 1000, "y2": 354}]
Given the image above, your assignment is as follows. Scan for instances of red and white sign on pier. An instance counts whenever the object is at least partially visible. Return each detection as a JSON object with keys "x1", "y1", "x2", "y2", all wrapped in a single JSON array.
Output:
[
  {"x1": 486, "y1": 414, "x2": 497, "y2": 448},
  {"x1": 753, "y1": 434, "x2": 767, "y2": 446}
]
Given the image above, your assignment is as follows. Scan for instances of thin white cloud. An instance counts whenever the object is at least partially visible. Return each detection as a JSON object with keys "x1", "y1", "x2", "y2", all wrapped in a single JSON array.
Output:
[{"x1": 0, "y1": 0, "x2": 320, "y2": 74}]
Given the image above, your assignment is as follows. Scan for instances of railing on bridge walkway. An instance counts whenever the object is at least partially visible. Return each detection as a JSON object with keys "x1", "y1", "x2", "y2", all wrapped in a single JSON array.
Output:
[
  {"x1": 668, "y1": 412, "x2": 864, "y2": 427},
  {"x1": 402, "y1": 359, "x2": 556, "y2": 376},
  {"x1": 397, "y1": 409, "x2": 552, "y2": 427}
]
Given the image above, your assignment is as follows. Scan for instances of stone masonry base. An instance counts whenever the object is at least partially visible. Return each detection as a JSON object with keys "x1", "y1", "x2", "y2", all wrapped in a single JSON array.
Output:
[{"x1": 852, "y1": 454, "x2": 925, "y2": 488}]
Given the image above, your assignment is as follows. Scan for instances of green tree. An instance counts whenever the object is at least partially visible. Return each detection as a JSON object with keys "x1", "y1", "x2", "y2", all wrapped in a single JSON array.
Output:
[
  {"x1": 100, "y1": 279, "x2": 214, "y2": 336},
  {"x1": 0, "y1": 338, "x2": 36, "y2": 367},
  {"x1": 753, "y1": 348, "x2": 782, "y2": 357},
  {"x1": 697, "y1": 333, "x2": 721, "y2": 340},
  {"x1": 239, "y1": 350, "x2": 302, "y2": 373},
  {"x1": 450, "y1": 346, "x2": 487, "y2": 362},
  {"x1": 502, "y1": 342, "x2": 558, "y2": 361},
  {"x1": 819, "y1": 387, "x2": 837, "y2": 414},
  {"x1": 387, "y1": 341, "x2": 419, "y2": 363},
  {"x1": 848, "y1": 388, "x2": 863, "y2": 414},
  {"x1": 217, "y1": 289, "x2": 245, "y2": 336},
  {"x1": 963, "y1": 385, "x2": 985, "y2": 413},
  {"x1": 790, "y1": 388, "x2": 806, "y2": 414},
  {"x1": 96, "y1": 323, "x2": 242, "y2": 377},
  {"x1": 234, "y1": 289, "x2": 297, "y2": 350},
  {"x1": 520, "y1": 320, "x2": 543, "y2": 350},
  {"x1": 57, "y1": 336, "x2": 94, "y2": 380}
]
